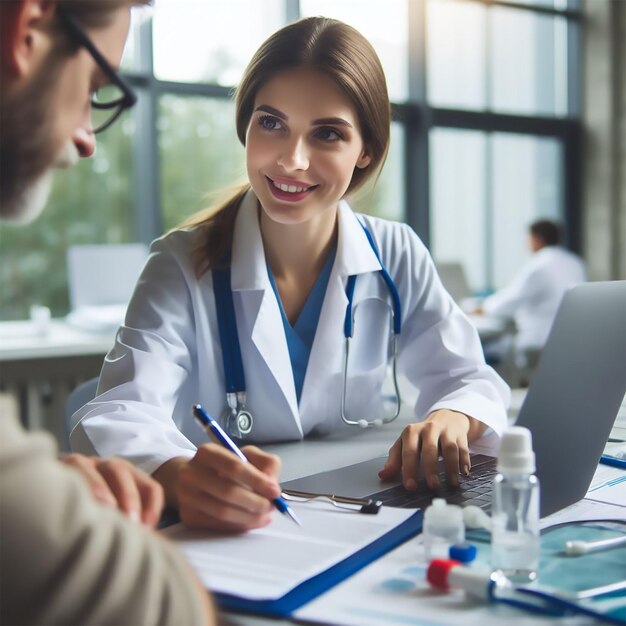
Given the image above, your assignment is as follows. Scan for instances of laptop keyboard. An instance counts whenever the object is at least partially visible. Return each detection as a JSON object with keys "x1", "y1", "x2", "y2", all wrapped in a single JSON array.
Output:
[{"x1": 368, "y1": 456, "x2": 497, "y2": 511}]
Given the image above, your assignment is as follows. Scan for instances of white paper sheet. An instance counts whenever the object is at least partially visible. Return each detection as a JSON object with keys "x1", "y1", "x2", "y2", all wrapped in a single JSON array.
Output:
[
  {"x1": 582, "y1": 463, "x2": 626, "y2": 507},
  {"x1": 163, "y1": 501, "x2": 416, "y2": 601}
]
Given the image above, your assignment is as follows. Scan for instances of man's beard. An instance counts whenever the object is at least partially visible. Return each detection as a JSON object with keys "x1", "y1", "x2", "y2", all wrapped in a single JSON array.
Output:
[
  {"x1": 0, "y1": 50, "x2": 80, "y2": 223},
  {"x1": 0, "y1": 141, "x2": 80, "y2": 223}
]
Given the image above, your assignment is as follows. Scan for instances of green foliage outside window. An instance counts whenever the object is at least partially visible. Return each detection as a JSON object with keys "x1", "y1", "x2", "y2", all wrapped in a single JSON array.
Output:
[{"x1": 0, "y1": 118, "x2": 134, "y2": 320}]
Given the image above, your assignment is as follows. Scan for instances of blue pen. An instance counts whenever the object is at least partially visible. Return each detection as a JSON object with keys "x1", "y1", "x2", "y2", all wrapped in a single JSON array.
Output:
[
  {"x1": 599, "y1": 454, "x2": 626, "y2": 470},
  {"x1": 192, "y1": 404, "x2": 302, "y2": 527}
]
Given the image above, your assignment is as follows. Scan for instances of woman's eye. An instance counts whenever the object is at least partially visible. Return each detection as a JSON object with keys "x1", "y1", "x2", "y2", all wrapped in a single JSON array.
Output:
[
  {"x1": 315, "y1": 127, "x2": 342, "y2": 142},
  {"x1": 258, "y1": 115, "x2": 283, "y2": 131}
]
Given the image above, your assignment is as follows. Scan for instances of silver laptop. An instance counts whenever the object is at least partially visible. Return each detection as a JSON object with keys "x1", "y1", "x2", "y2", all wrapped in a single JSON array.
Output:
[{"x1": 283, "y1": 281, "x2": 626, "y2": 518}]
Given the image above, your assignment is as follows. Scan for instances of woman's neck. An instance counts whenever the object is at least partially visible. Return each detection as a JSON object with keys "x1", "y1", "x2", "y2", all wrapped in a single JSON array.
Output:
[
  {"x1": 259, "y1": 203, "x2": 339, "y2": 324},
  {"x1": 260, "y1": 205, "x2": 338, "y2": 280}
]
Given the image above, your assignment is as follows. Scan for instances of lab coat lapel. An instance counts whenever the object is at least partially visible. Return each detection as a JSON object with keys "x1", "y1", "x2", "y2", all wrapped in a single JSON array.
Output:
[
  {"x1": 230, "y1": 191, "x2": 300, "y2": 422},
  {"x1": 299, "y1": 202, "x2": 382, "y2": 417}
]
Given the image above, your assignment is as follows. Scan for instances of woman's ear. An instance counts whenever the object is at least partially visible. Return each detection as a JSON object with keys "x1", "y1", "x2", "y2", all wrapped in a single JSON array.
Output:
[
  {"x1": 355, "y1": 150, "x2": 372, "y2": 170},
  {"x1": 1, "y1": 0, "x2": 57, "y2": 78}
]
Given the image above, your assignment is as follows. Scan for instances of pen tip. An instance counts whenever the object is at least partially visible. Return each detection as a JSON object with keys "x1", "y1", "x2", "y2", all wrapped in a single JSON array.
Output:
[{"x1": 287, "y1": 508, "x2": 303, "y2": 527}]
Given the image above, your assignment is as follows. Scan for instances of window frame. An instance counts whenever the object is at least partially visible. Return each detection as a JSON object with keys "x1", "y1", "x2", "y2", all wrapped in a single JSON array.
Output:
[{"x1": 122, "y1": 0, "x2": 584, "y2": 291}]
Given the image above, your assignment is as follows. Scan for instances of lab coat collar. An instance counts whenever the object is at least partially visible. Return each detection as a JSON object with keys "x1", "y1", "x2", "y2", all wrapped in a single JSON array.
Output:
[
  {"x1": 230, "y1": 191, "x2": 383, "y2": 290},
  {"x1": 228, "y1": 190, "x2": 300, "y2": 425},
  {"x1": 335, "y1": 200, "x2": 383, "y2": 277},
  {"x1": 230, "y1": 189, "x2": 267, "y2": 292}
]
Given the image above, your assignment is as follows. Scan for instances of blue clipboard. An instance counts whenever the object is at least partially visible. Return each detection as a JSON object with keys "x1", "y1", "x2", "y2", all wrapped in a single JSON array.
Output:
[{"x1": 216, "y1": 509, "x2": 423, "y2": 618}]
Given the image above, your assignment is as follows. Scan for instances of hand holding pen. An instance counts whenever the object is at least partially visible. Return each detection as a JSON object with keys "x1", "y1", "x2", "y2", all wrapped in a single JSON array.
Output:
[
  {"x1": 191, "y1": 404, "x2": 301, "y2": 528},
  {"x1": 172, "y1": 406, "x2": 291, "y2": 532}
]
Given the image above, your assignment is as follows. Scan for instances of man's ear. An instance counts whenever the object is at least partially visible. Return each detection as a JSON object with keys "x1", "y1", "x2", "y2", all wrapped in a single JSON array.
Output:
[{"x1": 1, "y1": 0, "x2": 58, "y2": 78}]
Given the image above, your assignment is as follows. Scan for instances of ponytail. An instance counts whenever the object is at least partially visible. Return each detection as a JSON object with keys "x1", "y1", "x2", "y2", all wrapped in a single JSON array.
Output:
[{"x1": 176, "y1": 183, "x2": 251, "y2": 278}]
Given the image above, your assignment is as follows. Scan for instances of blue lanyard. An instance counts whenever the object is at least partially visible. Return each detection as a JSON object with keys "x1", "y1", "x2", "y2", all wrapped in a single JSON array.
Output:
[
  {"x1": 213, "y1": 222, "x2": 401, "y2": 396},
  {"x1": 212, "y1": 266, "x2": 246, "y2": 395}
]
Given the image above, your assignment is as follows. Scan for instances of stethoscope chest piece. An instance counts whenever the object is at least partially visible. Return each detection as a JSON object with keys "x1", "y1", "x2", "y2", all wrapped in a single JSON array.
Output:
[
  {"x1": 234, "y1": 409, "x2": 253, "y2": 436},
  {"x1": 221, "y1": 399, "x2": 253, "y2": 439}
]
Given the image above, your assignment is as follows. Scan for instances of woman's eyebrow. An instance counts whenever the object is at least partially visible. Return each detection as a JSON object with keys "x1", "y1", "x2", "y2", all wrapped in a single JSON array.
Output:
[
  {"x1": 254, "y1": 104, "x2": 287, "y2": 119},
  {"x1": 311, "y1": 117, "x2": 352, "y2": 128}
]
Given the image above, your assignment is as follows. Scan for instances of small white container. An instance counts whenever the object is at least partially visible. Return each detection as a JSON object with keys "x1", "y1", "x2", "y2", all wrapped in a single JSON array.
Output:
[
  {"x1": 30, "y1": 305, "x2": 51, "y2": 336},
  {"x1": 422, "y1": 498, "x2": 465, "y2": 561}
]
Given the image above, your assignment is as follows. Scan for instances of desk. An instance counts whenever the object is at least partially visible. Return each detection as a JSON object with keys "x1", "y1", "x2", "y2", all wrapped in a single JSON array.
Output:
[
  {"x1": 219, "y1": 417, "x2": 415, "y2": 626},
  {"x1": 0, "y1": 319, "x2": 115, "y2": 449},
  {"x1": 213, "y1": 416, "x2": 624, "y2": 626}
]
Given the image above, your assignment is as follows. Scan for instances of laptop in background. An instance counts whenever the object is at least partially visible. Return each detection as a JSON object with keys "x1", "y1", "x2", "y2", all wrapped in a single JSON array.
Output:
[
  {"x1": 65, "y1": 243, "x2": 149, "y2": 333},
  {"x1": 283, "y1": 281, "x2": 626, "y2": 518},
  {"x1": 435, "y1": 262, "x2": 472, "y2": 303}
]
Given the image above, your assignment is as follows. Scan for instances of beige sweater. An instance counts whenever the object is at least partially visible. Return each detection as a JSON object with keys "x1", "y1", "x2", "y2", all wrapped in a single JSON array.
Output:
[{"x1": 0, "y1": 413, "x2": 207, "y2": 625}]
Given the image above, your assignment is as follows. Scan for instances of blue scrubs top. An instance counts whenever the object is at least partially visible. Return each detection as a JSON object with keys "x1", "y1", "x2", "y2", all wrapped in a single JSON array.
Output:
[{"x1": 267, "y1": 249, "x2": 336, "y2": 404}]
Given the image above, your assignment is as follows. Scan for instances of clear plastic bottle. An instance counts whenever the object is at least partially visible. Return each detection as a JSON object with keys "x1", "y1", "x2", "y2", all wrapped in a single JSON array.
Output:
[
  {"x1": 491, "y1": 426, "x2": 540, "y2": 583},
  {"x1": 422, "y1": 498, "x2": 465, "y2": 561}
]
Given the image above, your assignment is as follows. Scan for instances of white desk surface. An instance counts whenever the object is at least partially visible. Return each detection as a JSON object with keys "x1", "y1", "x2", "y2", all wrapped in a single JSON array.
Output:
[
  {"x1": 212, "y1": 411, "x2": 624, "y2": 626},
  {"x1": 0, "y1": 312, "x2": 507, "y2": 363},
  {"x1": 0, "y1": 319, "x2": 114, "y2": 361}
]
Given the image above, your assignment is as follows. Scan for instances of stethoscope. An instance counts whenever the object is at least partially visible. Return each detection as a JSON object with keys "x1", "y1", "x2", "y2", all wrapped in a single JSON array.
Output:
[{"x1": 212, "y1": 221, "x2": 403, "y2": 439}]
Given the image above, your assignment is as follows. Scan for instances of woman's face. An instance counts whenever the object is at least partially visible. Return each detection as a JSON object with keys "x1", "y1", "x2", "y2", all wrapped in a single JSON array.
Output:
[{"x1": 245, "y1": 67, "x2": 371, "y2": 227}]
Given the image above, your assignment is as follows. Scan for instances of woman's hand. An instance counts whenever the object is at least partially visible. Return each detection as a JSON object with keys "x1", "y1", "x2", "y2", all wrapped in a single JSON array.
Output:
[
  {"x1": 60, "y1": 453, "x2": 164, "y2": 527},
  {"x1": 176, "y1": 443, "x2": 282, "y2": 533},
  {"x1": 378, "y1": 409, "x2": 487, "y2": 490}
]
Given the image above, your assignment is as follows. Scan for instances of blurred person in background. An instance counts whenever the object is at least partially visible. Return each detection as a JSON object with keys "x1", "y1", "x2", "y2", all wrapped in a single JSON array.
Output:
[{"x1": 477, "y1": 219, "x2": 586, "y2": 377}]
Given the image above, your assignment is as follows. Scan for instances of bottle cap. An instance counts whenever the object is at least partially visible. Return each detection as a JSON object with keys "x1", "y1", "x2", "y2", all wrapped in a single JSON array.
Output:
[
  {"x1": 497, "y1": 426, "x2": 536, "y2": 474},
  {"x1": 424, "y1": 498, "x2": 463, "y2": 526},
  {"x1": 428, "y1": 559, "x2": 494, "y2": 599},
  {"x1": 426, "y1": 558, "x2": 459, "y2": 590},
  {"x1": 449, "y1": 543, "x2": 477, "y2": 563}
]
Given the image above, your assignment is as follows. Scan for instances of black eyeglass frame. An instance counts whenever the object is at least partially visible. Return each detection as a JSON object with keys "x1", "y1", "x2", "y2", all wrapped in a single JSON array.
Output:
[{"x1": 56, "y1": 5, "x2": 137, "y2": 133}]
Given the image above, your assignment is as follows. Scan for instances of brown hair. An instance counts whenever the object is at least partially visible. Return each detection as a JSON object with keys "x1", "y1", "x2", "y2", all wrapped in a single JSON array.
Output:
[
  {"x1": 180, "y1": 16, "x2": 392, "y2": 276},
  {"x1": 530, "y1": 219, "x2": 561, "y2": 247},
  {"x1": 58, "y1": 0, "x2": 152, "y2": 29}
]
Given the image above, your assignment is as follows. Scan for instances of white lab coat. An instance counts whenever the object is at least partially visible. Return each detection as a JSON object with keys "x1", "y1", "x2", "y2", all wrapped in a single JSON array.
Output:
[
  {"x1": 71, "y1": 191, "x2": 510, "y2": 474},
  {"x1": 482, "y1": 247, "x2": 586, "y2": 352}
]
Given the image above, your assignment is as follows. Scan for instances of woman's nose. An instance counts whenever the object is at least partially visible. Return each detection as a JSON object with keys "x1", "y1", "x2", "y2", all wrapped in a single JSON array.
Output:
[{"x1": 277, "y1": 138, "x2": 309, "y2": 171}]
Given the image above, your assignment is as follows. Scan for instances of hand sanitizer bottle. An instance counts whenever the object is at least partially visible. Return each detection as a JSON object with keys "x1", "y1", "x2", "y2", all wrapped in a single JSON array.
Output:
[{"x1": 491, "y1": 426, "x2": 540, "y2": 583}]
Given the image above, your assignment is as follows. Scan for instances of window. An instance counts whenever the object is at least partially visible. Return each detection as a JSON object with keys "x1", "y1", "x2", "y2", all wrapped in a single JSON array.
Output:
[
  {"x1": 430, "y1": 129, "x2": 487, "y2": 290},
  {"x1": 430, "y1": 129, "x2": 563, "y2": 291},
  {"x1": 427, "y1": 0, "x2": 571, "y2": 116},
  {"x1": 153, "y1": 0, "x2": 283, "y2": 86},
  {"x1": 0, "y1": 0, "x2": 582, "y2": 320},
  {"x1": 159, "y1": 96, "x2": 243, "y2": 230}
]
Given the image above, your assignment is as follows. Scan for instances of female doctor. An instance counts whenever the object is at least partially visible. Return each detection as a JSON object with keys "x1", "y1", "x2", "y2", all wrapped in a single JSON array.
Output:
[{"x1": 71, "y1": 17, "x2": 510, "y2": 533}]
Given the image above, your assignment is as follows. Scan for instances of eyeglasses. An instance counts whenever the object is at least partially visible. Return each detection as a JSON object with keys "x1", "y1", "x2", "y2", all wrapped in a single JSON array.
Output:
[{"x1": 56, "y1": 5, "x2": 137, "y2": 133}]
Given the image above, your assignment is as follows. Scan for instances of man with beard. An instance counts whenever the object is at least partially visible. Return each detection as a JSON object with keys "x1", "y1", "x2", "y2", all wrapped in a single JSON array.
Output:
[{"x1": 0, "y1": 1, "x2": 214, "y2": 623}]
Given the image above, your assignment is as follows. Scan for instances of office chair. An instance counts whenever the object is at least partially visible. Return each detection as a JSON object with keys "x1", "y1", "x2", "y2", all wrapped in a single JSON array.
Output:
[{"x1": 65, "y1": 377, "x2": 99, "y2": 451}]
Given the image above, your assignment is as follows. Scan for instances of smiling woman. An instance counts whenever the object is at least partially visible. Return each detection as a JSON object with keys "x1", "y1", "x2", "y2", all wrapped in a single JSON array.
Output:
[
  {"x1": 71, "y1": 16, "x2": 509, "y2": 537},
  {"x1": 246, "y1": 68, "x2": 372, "y2": 229}
]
